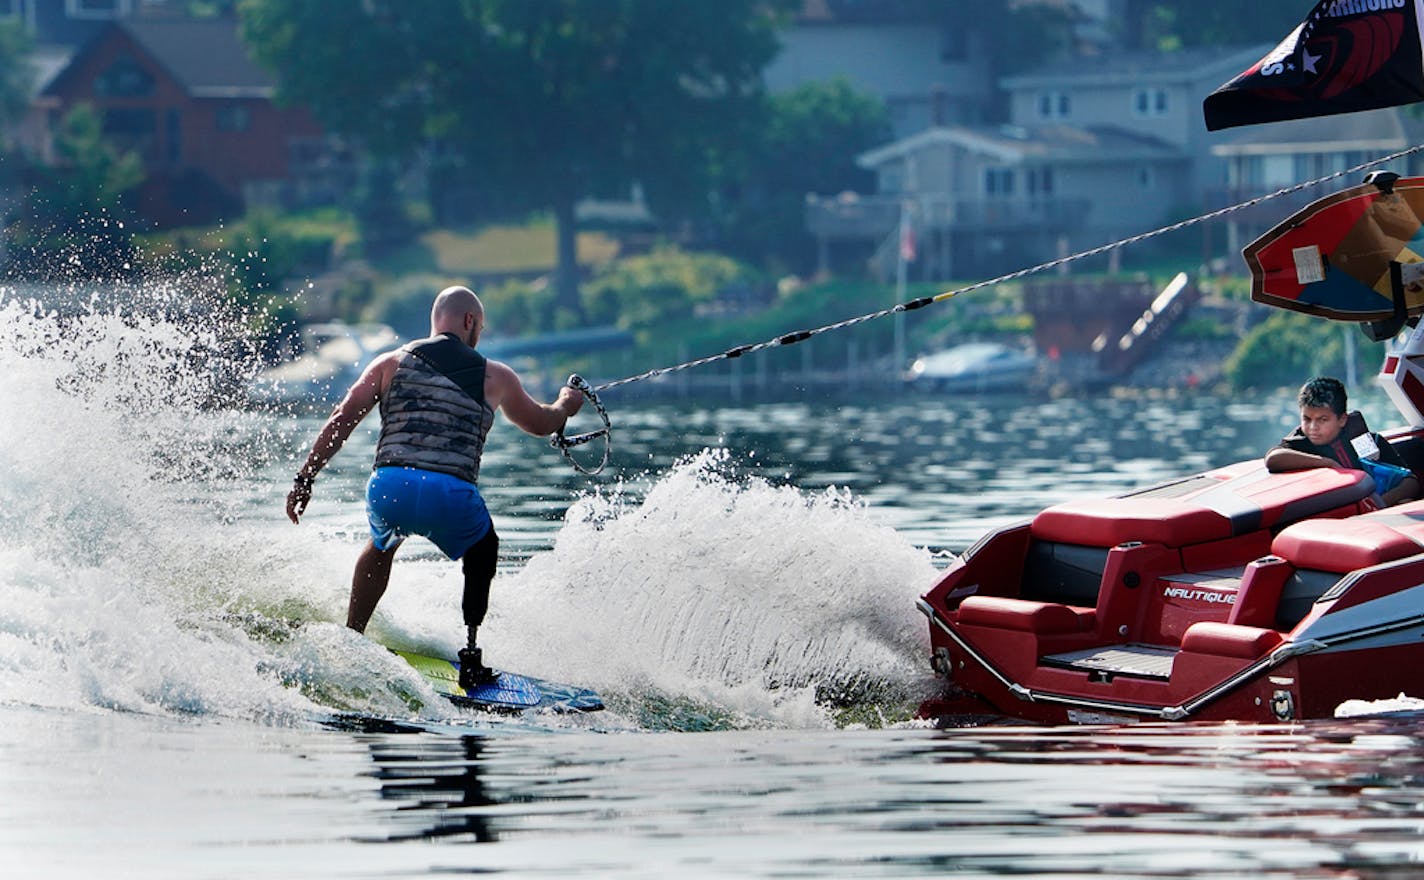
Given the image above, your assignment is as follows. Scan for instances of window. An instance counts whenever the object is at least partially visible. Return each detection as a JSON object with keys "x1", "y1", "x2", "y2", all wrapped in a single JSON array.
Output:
[
  {"x1": 1132, "y1": 88, "x2": 1169, "y2": 117},
  {"x1": 1262, "y1": 155, "x2": 1293, "y2": 187},
  {"x1": 1026, "y1": 167, "x2": 1054, "y2": 196},
  {"x1": 881, "y1": 162, "x2": 907, "y2": 194},
  {"x1": 103, "y1": 107, "x2": 156, "y2": 159},
  {"x1": 216, "y1": 103, "x2": 250, "y2": 133},
  {"x1": 165, "y1": 108, "x2": 181, "y2": 163},
  {"x1": 939, "y1": 22, "x2": 966, "y2": 60},
  {"x1": 68, "y1": 0, "x2": 127, "y2": 18},
  {"x1": 984, "y1": 167, "x2": 1015, "y2": 196},
  {"x1": 94, "y1": 56, "x2": 153, "y2": 97},
  {"x1": 1036, "y1": 91, "x2": 1070, "y2": 120}
]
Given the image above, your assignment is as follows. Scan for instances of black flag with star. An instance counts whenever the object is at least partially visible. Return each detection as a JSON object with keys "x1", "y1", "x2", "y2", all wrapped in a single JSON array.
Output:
[{"x1": 1203, "y1": 0, "x2": 1424, "y2": 131}]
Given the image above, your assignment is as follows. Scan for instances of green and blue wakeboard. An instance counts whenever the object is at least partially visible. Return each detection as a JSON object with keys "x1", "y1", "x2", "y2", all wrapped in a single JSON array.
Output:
[{"x1": 393, "y1": 650, "x2": 604, "y2": 713}]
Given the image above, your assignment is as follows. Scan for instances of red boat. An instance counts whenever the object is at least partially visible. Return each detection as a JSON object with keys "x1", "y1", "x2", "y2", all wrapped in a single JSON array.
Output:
[{"x1": 919, "y1": 175, "x2": 1424, "y2": 724}]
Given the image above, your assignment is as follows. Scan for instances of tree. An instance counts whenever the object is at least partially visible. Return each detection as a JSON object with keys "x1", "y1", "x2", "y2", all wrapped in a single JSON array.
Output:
[
  {"x1": 0, "y1": 18, "x2": 32, "y2": 143},
  {"x1": 718, "y1": 78, "x2": 890, "y2": 273},
  {"x1": 1224, "y1": 311, "x2": 1384, "y2": 390},
  {"x1": 1116, "y1": 0, "x2": 1311, "y2": 51},
  {"x1": 5, "y1": 105, "x2": 145, "y2": 280},
  {"x1": 240, "y1": 0, "x2": 796, "y2": 322}
]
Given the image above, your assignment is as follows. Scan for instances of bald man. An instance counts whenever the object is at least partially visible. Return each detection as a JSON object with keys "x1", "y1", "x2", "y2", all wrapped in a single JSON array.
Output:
[{"x1": 286, "y1": 286, "x2": 583, "y2": 688}]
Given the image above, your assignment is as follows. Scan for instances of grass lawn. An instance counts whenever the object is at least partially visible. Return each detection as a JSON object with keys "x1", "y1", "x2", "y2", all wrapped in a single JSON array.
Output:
[{"x1": 419, "y1": 222, "x2": 621, "y2": 274}]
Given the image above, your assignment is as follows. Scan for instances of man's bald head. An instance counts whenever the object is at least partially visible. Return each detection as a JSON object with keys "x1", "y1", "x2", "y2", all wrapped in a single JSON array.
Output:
[{"x1": 431, "y1": 286, "x2": 484, "y2": 345}]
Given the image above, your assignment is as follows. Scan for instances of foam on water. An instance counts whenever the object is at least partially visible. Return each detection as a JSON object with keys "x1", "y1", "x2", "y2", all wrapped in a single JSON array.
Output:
[
  {"x1": 0, "y1": 288, "x2": 429, "y2": 722},
  {"x1": 340, "y1": 450, "x2": 941, "y2": 729},
  {"x1": 491, "y1": 449, "x2": 938, "y2": 727},
  {"x1": 0, "y1": 290, "x2": 940, "y2": 729}
]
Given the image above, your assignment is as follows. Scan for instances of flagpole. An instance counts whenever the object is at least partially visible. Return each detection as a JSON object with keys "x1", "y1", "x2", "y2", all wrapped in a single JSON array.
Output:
[{"x1": 895, "y1": 200, "x2": 909, "y2": 373}]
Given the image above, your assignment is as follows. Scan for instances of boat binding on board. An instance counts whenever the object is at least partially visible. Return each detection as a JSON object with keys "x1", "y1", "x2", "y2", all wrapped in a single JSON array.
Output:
[
  {"x1": 394, "y1": 650, "x2": 604, "y2": 714},
  {"x1": 918, "y1": 173, "x2": 1424, "y2": 724}
]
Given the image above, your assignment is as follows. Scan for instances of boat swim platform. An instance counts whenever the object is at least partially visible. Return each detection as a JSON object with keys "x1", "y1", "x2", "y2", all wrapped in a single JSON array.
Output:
[{"x1": 1042, "y1": 644, "x2": 1177, "y2": 681}]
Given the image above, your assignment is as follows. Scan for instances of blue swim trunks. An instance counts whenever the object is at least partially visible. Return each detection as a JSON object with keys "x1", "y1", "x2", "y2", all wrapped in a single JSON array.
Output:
[{"x1": 366, "y1": 466, "x2": 492, "y2": 559}]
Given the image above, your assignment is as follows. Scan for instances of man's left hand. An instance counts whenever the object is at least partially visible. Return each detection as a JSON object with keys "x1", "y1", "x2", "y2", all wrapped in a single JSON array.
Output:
[{"x1": 287, "y1": 476, "x2": 313, "y2": 523}]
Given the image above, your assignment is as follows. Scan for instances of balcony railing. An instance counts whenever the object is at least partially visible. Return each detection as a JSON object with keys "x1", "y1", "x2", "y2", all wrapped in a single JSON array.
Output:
[{"x1": 805, "y1": 192, "x2": 1091, "y2": 239}]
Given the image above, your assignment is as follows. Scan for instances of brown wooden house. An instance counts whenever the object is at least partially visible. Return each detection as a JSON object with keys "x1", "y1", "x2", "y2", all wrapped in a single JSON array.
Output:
[{"x1": 38, "y1": 17, "x2": 349, "y2": 227}]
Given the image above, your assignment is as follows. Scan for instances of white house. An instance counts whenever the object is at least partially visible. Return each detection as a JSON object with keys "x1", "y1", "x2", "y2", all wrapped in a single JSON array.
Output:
[{"x1": 808, "y1": 44, "x2": 1306, "y2": 279}]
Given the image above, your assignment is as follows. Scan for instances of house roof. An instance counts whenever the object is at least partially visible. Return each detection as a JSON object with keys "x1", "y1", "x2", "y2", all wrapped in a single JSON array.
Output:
[
  {"x1": 1208, "y1": 107, "x2": 1411, "y2": 156},
  {"x1": 122, "y1": 18, "x2": 275, "y2": 98},
  {"x1": 858, "y1": 123, "x2": 1183, "y2": 168},
  {"x1": 45, "y1": 17, "x2": 275, "y2": 99},
  {"x1": 1002, "y1": 44, "x2": 1269, "y2": 90}
]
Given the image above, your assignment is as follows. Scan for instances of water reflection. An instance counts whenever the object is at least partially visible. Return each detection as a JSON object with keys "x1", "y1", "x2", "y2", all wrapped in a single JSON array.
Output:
[
  {"x1": 336, "y1": 718, "x2": 500, "y2": 844},
  {"x1": 325, "y1": 712, "x2": 1424, "y2": 875}
]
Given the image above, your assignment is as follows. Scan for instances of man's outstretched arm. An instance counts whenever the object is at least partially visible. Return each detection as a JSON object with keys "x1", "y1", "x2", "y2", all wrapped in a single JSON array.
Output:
[
  {"x1": 486, "y1": 359, "x2": 584, "y2": 437},
  {"x1": 287, "y1": 355, "x2": 394, "y2": 523}
]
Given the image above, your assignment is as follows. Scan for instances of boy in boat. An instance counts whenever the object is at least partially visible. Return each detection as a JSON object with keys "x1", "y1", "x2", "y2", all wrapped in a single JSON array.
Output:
[
  {"x1": 284, "y1": 286, "x2": 583, "y2": 688},
  {"x1": 1265, "y1": 376, "x2": 1419, "y2": 508}
]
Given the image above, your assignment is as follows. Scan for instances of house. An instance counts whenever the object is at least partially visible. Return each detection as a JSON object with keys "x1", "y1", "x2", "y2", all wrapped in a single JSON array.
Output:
[
  {"x1": 812, "y1": 122, "x2": 1187, "y2": 280},
  {"x1": 763, "y1": 0, "x2": 1001, "y2": 138},
  {"x1": 806, "y1": 44, "x2": 1275, "y2": 279},
  {"x1": 1208, "y1": 109, "x2": 1424, "y2": 255},
  {"x1": 37, "y1": 16, "x2": 351, "y2": 226}
]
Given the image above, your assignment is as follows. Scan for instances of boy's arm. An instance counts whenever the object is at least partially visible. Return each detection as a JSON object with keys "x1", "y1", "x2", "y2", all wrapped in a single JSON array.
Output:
[
  {"x1": 1265, "y1": 446, "x2": 1337, "y2": 472},
  {"x1": 1382, "y1": 474, "x2": 1419, "y2": 506}
]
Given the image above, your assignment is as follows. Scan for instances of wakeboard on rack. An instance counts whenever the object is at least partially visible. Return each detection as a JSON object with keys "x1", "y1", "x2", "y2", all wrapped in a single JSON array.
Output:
[
  {"x1": 1244, "y1": 174, "x2": 1424, "y2": 323},
  {"x1": 393, "y1": 649, "x2": 604, "y2": 713}
]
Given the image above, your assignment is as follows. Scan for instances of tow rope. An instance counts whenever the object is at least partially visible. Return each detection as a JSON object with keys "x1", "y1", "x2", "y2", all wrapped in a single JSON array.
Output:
[{"x1": 548, "y1": 142, "x2": 1424, "y2": 475}]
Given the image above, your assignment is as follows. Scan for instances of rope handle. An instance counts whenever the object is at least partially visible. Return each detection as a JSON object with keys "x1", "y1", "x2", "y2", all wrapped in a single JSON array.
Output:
[{"x1": 550, "y1": 374, "x2": 611, "y2": 475}]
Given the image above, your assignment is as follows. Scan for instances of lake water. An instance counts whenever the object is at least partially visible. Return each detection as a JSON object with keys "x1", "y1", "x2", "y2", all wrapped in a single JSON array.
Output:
[{"x1": 6, "y1": 293, "x2": 1424, "y2": 878}]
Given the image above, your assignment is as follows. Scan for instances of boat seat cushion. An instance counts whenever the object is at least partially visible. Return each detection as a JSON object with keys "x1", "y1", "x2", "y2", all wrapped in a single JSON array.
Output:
[
  {"x1": 1179, "y1": 622, "x2": 1283, "y2": 658},
  {"x1": 956, "y1": 596, "x2": 1096, "y2": 634},
  {"x1": 1031, "y1": 462, "x2": 1372, "y2": 548},
  {"x1": 1271, "y1": 502, "x2": 1424, "y2": 573}
]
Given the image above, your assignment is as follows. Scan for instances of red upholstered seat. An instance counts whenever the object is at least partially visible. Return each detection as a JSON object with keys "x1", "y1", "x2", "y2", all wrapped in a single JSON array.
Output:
[
  {"x1": 1272, "y1": 502, "x2": 1424, "y2": 573},
  {"x1": 956, "y1": 596, "x2": 1095, "y2": 634},
  {"x1": 1031, "y1": 464, "x2": 1372, "y2": 549},
  {"x1": 1032, "y1": 497, "x2": 1232, "y2": 546},
  {"x1": 1179, "y1": 622, "x2": 1283, "y2": 658}
]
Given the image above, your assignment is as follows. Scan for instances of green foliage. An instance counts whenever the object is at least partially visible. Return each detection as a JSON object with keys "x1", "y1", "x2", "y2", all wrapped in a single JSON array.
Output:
[
  {"x1": 717, "y1": 78, "x2": 890, "y2": 273},
  {"x1": 583, "y1": 247, "x2": 759, "y2": 333},
  {"x1": 132, "y1": 209, "x2": 352, "y2": 342},
  {"x1": 350, "y1": 159, "x2": 422, "y2": 256},
  {"x1": 1225, "y1": 311, "x2": 1386, "y2": 390},
  {"x1": 0, "y1": 18, "x2": 32, "y2": 138},
  {"x1": 240, "y1": 0, "x2": 796, "y2": 316},
  {"x1": 1173, "y1": 315, "x2": 1235, "y2": 340},
  {"x1": 1116, "y1": 0, "x2": 1307, "y2": 50},
  {"x1": 964, "y1": 0, "x2": 1076, "y2": 78},
  {"x1": 5, "y1": 105, "x2": 144, "y2": 280},
  {"x1": 480, "y1": 277, "x2": 559, "y2": 338}
]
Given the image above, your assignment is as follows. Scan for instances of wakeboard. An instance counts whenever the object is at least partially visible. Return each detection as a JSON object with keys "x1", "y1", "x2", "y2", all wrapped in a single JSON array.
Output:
[
  {"x1": 393, "y1": 649, "x2": 604, "y2": 713},
  {"x1": 1244, "y1": 175, "x2": 1424, "y2": 323}
]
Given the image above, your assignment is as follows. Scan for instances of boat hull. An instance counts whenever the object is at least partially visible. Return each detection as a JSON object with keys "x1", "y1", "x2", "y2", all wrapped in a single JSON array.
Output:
[{"x1": 918, "y1": 451, "x2": 1424, "y2": 724}]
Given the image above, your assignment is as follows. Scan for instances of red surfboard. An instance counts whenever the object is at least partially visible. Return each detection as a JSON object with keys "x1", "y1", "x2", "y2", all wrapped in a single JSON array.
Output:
[{"x1": 1244, "y1": 175, "x2": 1424, "y2": 322}]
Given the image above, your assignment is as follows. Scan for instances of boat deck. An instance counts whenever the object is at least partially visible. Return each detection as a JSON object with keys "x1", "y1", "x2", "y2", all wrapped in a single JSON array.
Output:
[{"x1": 1042, "y1": 644, "x2": 1177, "y2": 680}]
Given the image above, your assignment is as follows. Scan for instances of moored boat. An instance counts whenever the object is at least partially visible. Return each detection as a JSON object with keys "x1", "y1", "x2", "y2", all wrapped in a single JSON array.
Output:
[
  {"x1": 905, "y1": 342, "x2": 1038, "y2": 392},
  {"x1": 249, "y1": 322, "x2": 399, "y2": 405}
]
